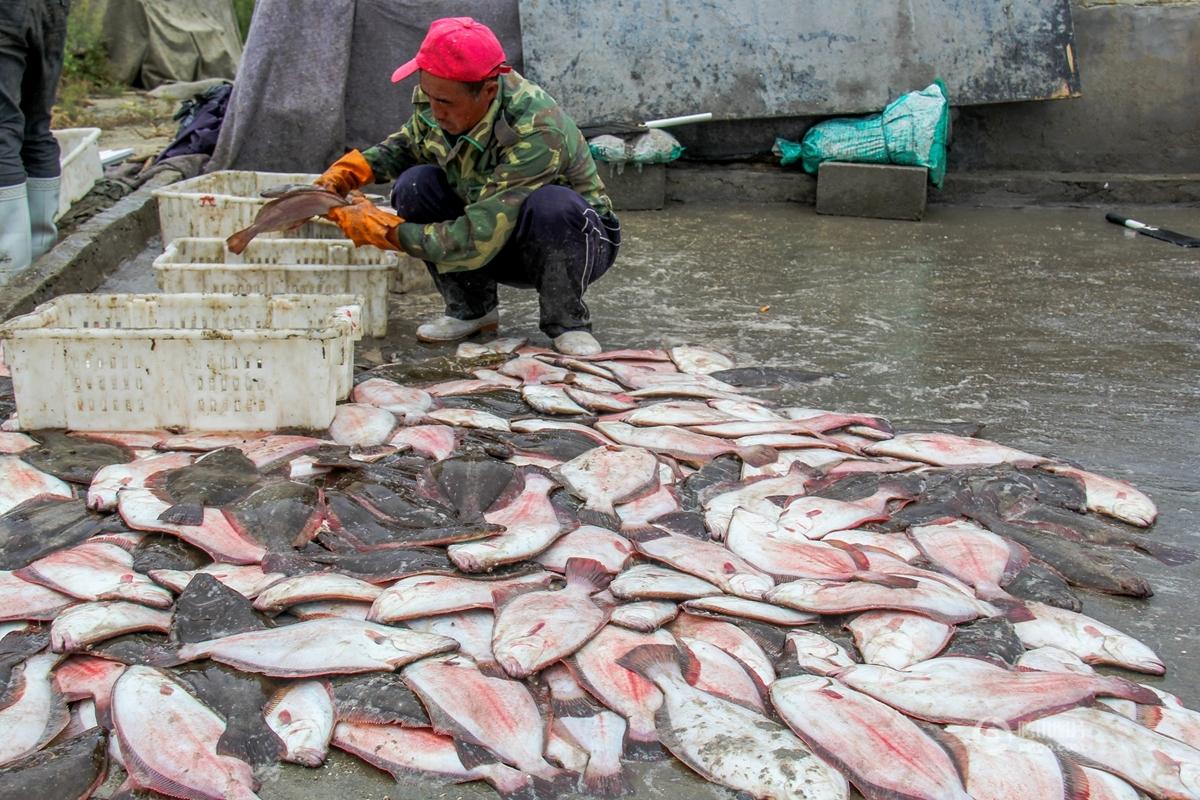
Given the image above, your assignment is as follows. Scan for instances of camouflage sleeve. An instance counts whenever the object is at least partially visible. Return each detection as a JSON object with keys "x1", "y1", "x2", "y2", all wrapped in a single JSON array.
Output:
[
  {"x1": 394, "y1": 126, "x2": 564, "y2": 272},
  {"x1": 360, "y1": 114, "x2": 426, "y2": 184}
]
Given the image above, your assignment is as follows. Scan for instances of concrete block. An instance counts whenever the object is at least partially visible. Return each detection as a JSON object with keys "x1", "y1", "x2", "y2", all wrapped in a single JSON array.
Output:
[
  {"x1": 599, "y1": 163, "x2": 665, "y2": 211},
  {"x1": 816, "y1": 162, "x2": 928, "y2": 221}
]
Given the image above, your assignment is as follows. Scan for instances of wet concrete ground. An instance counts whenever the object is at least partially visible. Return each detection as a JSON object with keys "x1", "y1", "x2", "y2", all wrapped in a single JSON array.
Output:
[{"x1": 100, "y1": 204, "x2": 1200, "y2": 799}]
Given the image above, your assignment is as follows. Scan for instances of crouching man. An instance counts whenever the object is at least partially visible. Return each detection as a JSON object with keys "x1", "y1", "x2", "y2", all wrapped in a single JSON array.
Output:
[{"x1": 319, "y1": 17, "x2": 620, "y2": 356}]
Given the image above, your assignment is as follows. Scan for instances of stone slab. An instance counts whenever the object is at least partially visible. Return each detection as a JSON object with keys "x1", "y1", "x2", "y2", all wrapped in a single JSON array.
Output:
[{"x1": 816, "y1": 162, "x2": 929, "y2": 221}]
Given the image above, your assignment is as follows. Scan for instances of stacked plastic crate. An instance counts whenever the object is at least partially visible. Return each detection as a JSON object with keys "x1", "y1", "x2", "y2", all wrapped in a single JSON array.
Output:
[
  {"x1": 151, "y1": 171, "x2": 401, "y2": 338},
  {"x1": 0, "y1": 171, "x2": 405, "y2": 431}
]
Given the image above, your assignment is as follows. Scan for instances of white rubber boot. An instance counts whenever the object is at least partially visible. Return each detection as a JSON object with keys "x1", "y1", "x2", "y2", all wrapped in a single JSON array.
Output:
[
  {"x1": 554, "y1": 330, "x2": 602, "y2": 356},
  {"x1": 415, "y1": 308, "x2": 499, "y2": 342},
  {"x1": 0, "y1": 183, "x2": 32, "y2": 285},
  {"x1": 27, "y1": 175, "x2": 61, "y2": 260}
]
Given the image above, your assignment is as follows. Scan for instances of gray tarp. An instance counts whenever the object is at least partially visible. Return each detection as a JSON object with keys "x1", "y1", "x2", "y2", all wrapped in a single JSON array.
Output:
[
  {"x1": 95, "y1": 0, "x2": 242, "y2": 89},
  {"x1": 209, "y1": 0, "x2": 523, "y2": 173}
]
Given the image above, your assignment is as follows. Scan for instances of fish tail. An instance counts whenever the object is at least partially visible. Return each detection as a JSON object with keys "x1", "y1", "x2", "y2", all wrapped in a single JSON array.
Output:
[
  {"x1": 551, "y1": 695, "x2": 600, "y2": 719},
  {"x1": 990, "y1": 597, "x2": 1037, "y2": 623},
  {"x1": 583, "y1": 765, "x2": 632, "y2": 797},
  {"x1": 615, "y1": 643, "x2": 685, "y2": 682},
  {"x1": 734, "y1": 444, "x2": 779, "y2": 467},
  {"x1": 516, "y1": 774, "x2": 574, "y2": 800},
  {"x1": 225, "y1": 228, "x2": 254, "y2": 254},
  {"x1": 620, "y1": 733, "x2": 668, "y2": 762},
  {"x1": 577, "y1": 506, "x2": 622, "y2": 531},
  {"x1": 491, "y1": 581, "x2": 541, "y2": 611},
  {"x1": 157, "y1": 502, "x2": 204, "y2": 526},
  {"x1": 1135, "y1": 538, "x2": 1197, "y2": 567},
  {"x1": 565, "y1": 557, "x2": 614, "y2": 594}
]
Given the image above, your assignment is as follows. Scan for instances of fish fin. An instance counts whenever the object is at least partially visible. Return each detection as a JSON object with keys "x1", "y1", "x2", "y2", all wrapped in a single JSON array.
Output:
[
  {"x1": 1057, "y1": 753, "x2": 1093, "y2": 800},
  {"x1": 476, "y1": 661, "x2": 511, "y2": 679},
  {"x1": 291, "y1": 489, "x2": 328, "y2": 548},
  {"x1": 855, "y1": 572, "x2": 920, "y2": 589},
  {"x1": 577, "y1": 507, "x2": 623, "y2": 531},
  {"x1": 157, "y1": 502, "x2": 204, "y2": 526},
  {"x1": 565, "y1": 557, "x2": 613, "y2": 594},
  {"x1": 491, "y1": 581, "x2": 542, "y2": 611},
  {"x1": 624, "y1": 526, "x2": 672, "y2": 544},
  {"x1": 618, "y1": 521, "x2": 661, "y2": 538},
  {"x1": 1001, "y1": 539, "x2": 1032, "y2": 583},
  {"x1": 825, "y1": 538, "x2": 872, "y2": 570},
  {"x1": 454, "y1": 738, "x2": 499, "y2": 770},
  {"x1": 334, "y1": 706, "x2": 428, "y2": 726},
  {"x1": 615, "y1": 643, "x2": 685, "y2": 682},
  {"x1": 551, "y1": 693, "x2": 601, "y2": 719},
  {"x1": 620, "y1": 735, "x2": 667, "y2": 762},
  {"x1": 225, "y1": 228, "x2": 254, "y2": 255},
  {"x1": 583, "y1": 765, "x2": 633, "y2": 798},
  {"x1": 526, "y1": 775, "x2": 577, "y2": 800},
  {"x1": 484, "y1": 470, "x2": 529, "y2": 516},
  {"x1": 649, "y1": 512, "x2": 710, "y2": 540},
  {"x1": 734, "y1": 445, "x2": 779, "y2": 467},
  {"x1": 216, "y1": 723, "x2": 285, "y2": 768},
  {"x1": 1099, "y1": 676, "x2": 1162, "y2": 706},
  {"x1": 485, "y1": 770, "x2": 539, "y2": 800},
  {"x1": 994, "y1": 598, "x2": 1037, "y2": 623},
  {"x1": 1135, "y1": 539, "x2": 1197, "y2": 567},
  {"x1": 679, "y1": 643, "x2": 705, "y2": 687},
  {"x1": 917, "y1": 722, "x2": 972, "y2": 783}
]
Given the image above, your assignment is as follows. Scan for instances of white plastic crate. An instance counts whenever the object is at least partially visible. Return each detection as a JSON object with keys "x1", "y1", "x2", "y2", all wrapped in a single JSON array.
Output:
[
  {"x1": 52, "y1": 127, "x2": 102, "y2": 220},
  {"x1": 0, "y1": 293, "x2": 362, "y2": 432},
  {"x1": 154, "y1": 238, "x2": 396, "y2": 337},
  {"x1": 151, "y1": 170, "x2": 345, "y2": 243}
]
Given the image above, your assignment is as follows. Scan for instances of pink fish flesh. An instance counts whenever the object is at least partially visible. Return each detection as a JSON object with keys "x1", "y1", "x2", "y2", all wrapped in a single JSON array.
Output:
[
  {"x1": 111, "y1": 665, "x2": 260, "y2": 799},
  {"x1": 176, "y1": 619, "x2": 458, "y2": 677},
  {"x1": 771, "y1": 675, "x2": 971, "y2": 800}
]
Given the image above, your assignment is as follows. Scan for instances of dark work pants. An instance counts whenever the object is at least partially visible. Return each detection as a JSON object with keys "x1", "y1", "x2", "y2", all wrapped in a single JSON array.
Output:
[
  {"x1": 391, "y1": 165, "x2": 621, "y2": 338},
  {"x1": 0, "y1": 0, "x2": 69, "y2": 187}
]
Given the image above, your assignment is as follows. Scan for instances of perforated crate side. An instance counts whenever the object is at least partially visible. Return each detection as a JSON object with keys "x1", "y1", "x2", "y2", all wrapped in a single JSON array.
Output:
[
  {"x1": 0, "y1": 293, "x2": 360, "y2": 431},
  {"x1": 152, "y1": 171, "x2": 344, "y2": 243}
]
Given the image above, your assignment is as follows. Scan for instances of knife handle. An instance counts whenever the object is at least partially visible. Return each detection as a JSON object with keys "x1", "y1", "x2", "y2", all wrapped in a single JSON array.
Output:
[{"x1": 1106, "y1": 212, "x2": 1146, "y2": 230}]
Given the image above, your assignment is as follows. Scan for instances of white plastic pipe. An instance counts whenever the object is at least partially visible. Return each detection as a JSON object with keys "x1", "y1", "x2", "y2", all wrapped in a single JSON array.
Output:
[{"x1": 643, "y1": 112, "x2": 714, "y2": 129}]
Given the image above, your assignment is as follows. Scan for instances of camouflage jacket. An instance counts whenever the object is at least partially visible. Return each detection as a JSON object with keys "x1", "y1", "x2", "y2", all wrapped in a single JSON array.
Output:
[{"x1": 361, "y1": 71, "x2": 614, "y2": 272}]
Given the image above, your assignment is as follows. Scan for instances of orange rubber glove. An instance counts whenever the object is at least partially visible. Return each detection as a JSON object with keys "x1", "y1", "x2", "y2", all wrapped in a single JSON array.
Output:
[
  {"x1": 315, "y1": 149, "x2": 375, "y2": 196},
  {"x1": 325, "y1": 192, "x2": 405, "y2": 250}
]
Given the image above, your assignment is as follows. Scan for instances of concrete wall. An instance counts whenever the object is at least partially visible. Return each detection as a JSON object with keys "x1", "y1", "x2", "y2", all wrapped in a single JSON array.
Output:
[
  {"x1": 948, "y1": 0, "x2": 1200, "y2": 172},
  {"x1": 670, "y1": 0, "x2": 1199, "y2": 174}
]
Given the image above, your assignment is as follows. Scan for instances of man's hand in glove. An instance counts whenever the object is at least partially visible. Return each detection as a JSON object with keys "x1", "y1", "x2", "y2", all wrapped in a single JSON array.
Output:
[
  {"x1": 325, "y1": 192, "x2": 405, "y2": 251},
  {"x1": 315, "y1": 150, "x2": 375, "y2": 196}
]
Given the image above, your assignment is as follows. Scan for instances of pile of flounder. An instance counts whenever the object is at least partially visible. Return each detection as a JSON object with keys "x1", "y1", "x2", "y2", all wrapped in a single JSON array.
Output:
[{"x1": 0, "y1": 340, "x2": 1195, "y2": 800}]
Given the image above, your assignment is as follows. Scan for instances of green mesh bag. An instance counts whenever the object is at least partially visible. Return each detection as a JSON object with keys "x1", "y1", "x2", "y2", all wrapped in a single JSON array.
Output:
[
  {"x1": 781, "y1": 81, "x2": 950, "y2": 188},
  {"x1": 881, "y1": 80, "x2": 951, "y2": 188}
]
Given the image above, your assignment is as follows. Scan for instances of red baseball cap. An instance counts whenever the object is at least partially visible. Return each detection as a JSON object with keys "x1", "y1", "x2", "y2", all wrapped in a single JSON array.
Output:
[{"x1": 391, "y1": 17, "x2": 512, "y2": 83}]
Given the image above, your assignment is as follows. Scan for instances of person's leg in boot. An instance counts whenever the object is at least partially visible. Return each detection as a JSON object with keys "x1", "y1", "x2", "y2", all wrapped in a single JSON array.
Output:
[
  {"x1": 0, "y1": 2, "x2": 32, "y2": 282},
  {"x1": 486, "y1": 185, "x2": 620, "y2": 355},
  {"x1": 391, "y1": 165, "x2": 499, "y2": 341},
  {"x1": 22, "y1": 1, "x2": 67, "y2": 260}
]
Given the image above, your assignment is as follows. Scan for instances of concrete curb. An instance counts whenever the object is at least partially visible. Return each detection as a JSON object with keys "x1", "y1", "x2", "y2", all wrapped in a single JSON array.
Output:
[
  {"x1": 0, "y1": 173, "x2": 174, "y2": 322},
  {"x1": 661, "y1": 164, "x2": 1200, "y2": 207},
  {"x1": 937, "y1": 171, "x2": 1200, "y2": 207}
]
